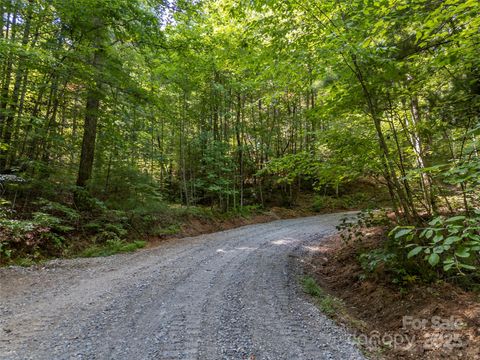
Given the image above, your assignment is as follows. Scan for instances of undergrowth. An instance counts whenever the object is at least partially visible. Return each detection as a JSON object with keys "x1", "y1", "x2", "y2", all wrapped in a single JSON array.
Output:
[
  {"x1": 302, "y1": 276, "x2": 345, "y2": 316},
  {"x1": 0, "y1": 177, "x2": 267, "y2": 265},
  {"x1": 337, "y1": 209, "x2": 480, "y2": 290},
  {"x1": 80, "y1": 239, "x2": 146, "y2": 258}
]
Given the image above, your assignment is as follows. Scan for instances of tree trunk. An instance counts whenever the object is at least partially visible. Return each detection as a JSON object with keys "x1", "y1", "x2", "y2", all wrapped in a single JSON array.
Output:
[
  {"x1": 76, "y1": 46, "x2": 103, "y2": 187},
  {"x1": 350, "y1": 54, "x2": 415, "y2": 221},
  {"x1": 0, "y1": 0, "x2": 33, "y2": 170},
  {"x1": 180, "y1": 91, "x2": 190, "y2": 206},
  {"x1": 76, "y1": 86, "x2": 101, "y2": 187},
  {"x1": 0, "y1": 6, "x2": 17, "y2": 149},
  {"x1": 235, "y1": 92, "x2": 244, "y2": 208}
]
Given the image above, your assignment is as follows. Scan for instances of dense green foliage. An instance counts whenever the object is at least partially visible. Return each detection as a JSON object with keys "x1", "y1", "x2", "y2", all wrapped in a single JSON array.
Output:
[{"x1": 0, "y1": 0, "x2": 479, "y2": 267}]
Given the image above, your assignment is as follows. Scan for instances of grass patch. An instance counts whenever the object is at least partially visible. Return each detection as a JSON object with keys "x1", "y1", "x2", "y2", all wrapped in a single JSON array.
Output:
[
  {"x1": 302, "y1": 275, "x2": 369, "y2": 342},
  {"x1": 302, "y1": 276, "x2": 346, "y2": 316},
  {"x1": 11, "y1": 257, "x2": 37, "y2": 267},
  {"x1": 80, "y1": 239, "x2": 146, "y2": 258},
  {"x1": 152, "y1": 223, "x2": 181, "y2": 236}
]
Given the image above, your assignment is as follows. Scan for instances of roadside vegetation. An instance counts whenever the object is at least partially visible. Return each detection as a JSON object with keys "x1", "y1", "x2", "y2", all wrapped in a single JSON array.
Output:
[
  {"x1": 302, "y1": 276, "x2": 347, "y2": 317},
  {"x1": 306, "y1": 215, "x2": 480, "y2": 359}
]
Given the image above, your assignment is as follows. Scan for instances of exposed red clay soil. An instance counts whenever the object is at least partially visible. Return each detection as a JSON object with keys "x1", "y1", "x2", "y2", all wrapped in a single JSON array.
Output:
[{"x1": 306, "y1": 229, "x2": 480, "y2": 360}]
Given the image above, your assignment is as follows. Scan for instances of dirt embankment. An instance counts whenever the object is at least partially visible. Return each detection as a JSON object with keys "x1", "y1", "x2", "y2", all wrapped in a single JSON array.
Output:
[{"x1": 306, "y1": 229, "x2": 480, "y2": 360}]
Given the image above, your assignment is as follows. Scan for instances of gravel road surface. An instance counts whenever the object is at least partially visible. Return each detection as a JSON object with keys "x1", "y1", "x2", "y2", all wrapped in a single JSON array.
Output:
[{"x1": 0, "y1": 213, "x2": 365, "y2": 360}]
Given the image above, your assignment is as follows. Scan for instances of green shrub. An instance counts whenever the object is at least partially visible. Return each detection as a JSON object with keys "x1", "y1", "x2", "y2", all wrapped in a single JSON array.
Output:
[
  {"x1": 337, "y1": 210, "x2": 423, "y2": 285},
  {"x1": 32, "y1": 212, "x2": 74, "y2": 233},
  {"x1": 337, "y1": 209, "x2": 390, "y2": 243},
  {"x1": 103, "y1": 223, "x2": 128, "y2": 237},
  {"x1": 94, "y1": 230, "x2": 122, "y2": 244},
  {"x1": 0, "y1": 198, "x2": 79, "y2": 263},
  {"x1": 0, "y1": 218, "x2": 50, "y2": 261},
  {"x1": 152, "y1": 224, "x2": 181, "y2": 236},
  {"x1": 73, "y1": 188, "x2": 108, "y2": 212},
  {"x1": 391, "y1": 212, "x2": 480, "y2": 277},
  {"x1": 302, "y1": 276, "x2": 324, "y2": 297},
  {"x1": 84, "y1": 221, "x2": 102, "y2": 232},
  {"x1": 34, "y1": 199, "x2": 80, "y2": 222},
  {"x1": 341, "y1": 209, "x2": 480, "y2": 286},
  {"x1": 312, "y1": 196, "x2": 346, "y2": 212}
]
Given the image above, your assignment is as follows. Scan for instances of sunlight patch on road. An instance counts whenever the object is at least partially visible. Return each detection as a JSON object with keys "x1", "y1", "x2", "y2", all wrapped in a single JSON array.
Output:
[
  {"x1": 216, "y1": 246, "x2": 258, "y2": 254},
  {"x1": 271, "y1": 238, "x2": 298, "y2": 245}
]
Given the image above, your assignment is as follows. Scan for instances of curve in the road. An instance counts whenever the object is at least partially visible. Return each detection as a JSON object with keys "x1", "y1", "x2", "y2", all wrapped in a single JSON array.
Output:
[{"x1": 0, "y1": 213, "x2": 364, "y2": 360}]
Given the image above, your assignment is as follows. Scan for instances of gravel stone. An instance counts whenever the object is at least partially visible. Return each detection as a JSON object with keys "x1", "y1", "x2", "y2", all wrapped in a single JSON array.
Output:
[{"x1": 0, "y1": 213, "x2": 364, "y2": 360}]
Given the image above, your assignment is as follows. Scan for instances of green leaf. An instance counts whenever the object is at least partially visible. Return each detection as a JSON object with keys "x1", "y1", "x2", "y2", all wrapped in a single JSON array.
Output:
[
  {"x1": 428, "y1": 253, "x2": 440, "y2": 266},
  {"x1": 443, "y1": 262, "x2": 454, "y2": 271},
  {"x1": 459, "y1": 263, "x2": 476, "y2": 270},
  {"x1": 428, "y1": 217, "x2": 443, "y2": 226},
  {"x1": 444, "y1": 236, "x2": 461, "y2": 245},
  {"x1": 455, "y1": 248, "x2": 470, "y2": 258},
  {"x1": 433, "y1": 246, "x2": 445, "y2": 254},
  {"x1": 393, "y1": 227, "x2": 414, "y2": 239},
  {"x1": 445, "y1": 216, "x2": 466, "y2": 223},
  {"x1": 407, "y1": 246, "x2": 423, "y2": 258}
]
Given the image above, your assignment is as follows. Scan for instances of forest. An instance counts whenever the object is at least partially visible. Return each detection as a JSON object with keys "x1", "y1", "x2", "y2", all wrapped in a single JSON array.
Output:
[{"x1": 0, "y1": 0, "x2": 479, "y2": 284}]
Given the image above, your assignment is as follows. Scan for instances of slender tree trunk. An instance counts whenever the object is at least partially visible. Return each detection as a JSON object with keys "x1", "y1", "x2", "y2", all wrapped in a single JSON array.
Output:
[
  {"x1": 0, "y1": 6, "x2": 17, "y2": 149},
  {"x1": 1, "y1": 0, "x2": 33, "y2": 170},
  {"x1": 350, "y1": 54, "x2": 415, "y2": 221},
  {"x1": 0, "y1": 1, "x2": 4, "y2": 40},
  {"x1": 409, "y1": 95, "x2": 436, "y2": 213},
  {"x1": 235, "y1": 92, "x2": 244, "y2": 208},
  {"x1": 76, "y1": 40, "x2": 104, "y2": 187},
  {"x1": 77, "y1": 84, "x2": 101, "y2": 187},
  {"x1": 8, "y1": 69, "x2": 28, "y2": 166},
  {"x1": 180, "y1": 91, "x2": 189, "y2": 206}
]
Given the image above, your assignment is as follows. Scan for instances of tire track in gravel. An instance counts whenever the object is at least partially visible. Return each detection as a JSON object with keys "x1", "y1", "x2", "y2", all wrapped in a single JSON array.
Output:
[{"x1": 0, "y1": 213, "x2": 364, "y2": 360}]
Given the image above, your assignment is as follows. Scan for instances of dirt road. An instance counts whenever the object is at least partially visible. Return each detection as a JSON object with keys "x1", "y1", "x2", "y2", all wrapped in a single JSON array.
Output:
[{"x1": 0, "y1": 213, "x2": 364, "y2": 360}]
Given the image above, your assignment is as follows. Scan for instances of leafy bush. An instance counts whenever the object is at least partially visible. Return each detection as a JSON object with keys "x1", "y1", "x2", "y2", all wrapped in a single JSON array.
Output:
[
  {"x1": 93, "y1": 230, "x2": 122, "y2": 244},
  {"x1": 340, "y1": 208, "x2": 480, "y2": 287},
  {"x1": 73, "y1": 188, "x2": 108, "y2": 212},
  {"x1": 391, "y1": 212, "x2": 480, "y2": 276},
  {"x1": 34, "y1": 198, "x2": 80, "y2": 222},
  {"x1": 337, "y1": 210, "x2": 426, "y2": 285},
  {"x1": 312, "y1": 193, "x2": 384, "y2": 212},
  {"x1": 337, "y1": 209, "x2": 390, "y2": 242},
  {"x1": 32, "y1": 212, "x2": 74, "y2": 233},
  {"x1": 0, "y1": 217, "x2": 51, "y2": 262},
  {"x1": 0, "y1": 197, "x2": 80, "y2": 262},
  {"x1": 312, "y1": 196, "x2": 347, "y2": 212},
  {"x1": 0, "y1": 196, "x2": 111, "y2": 263}
]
